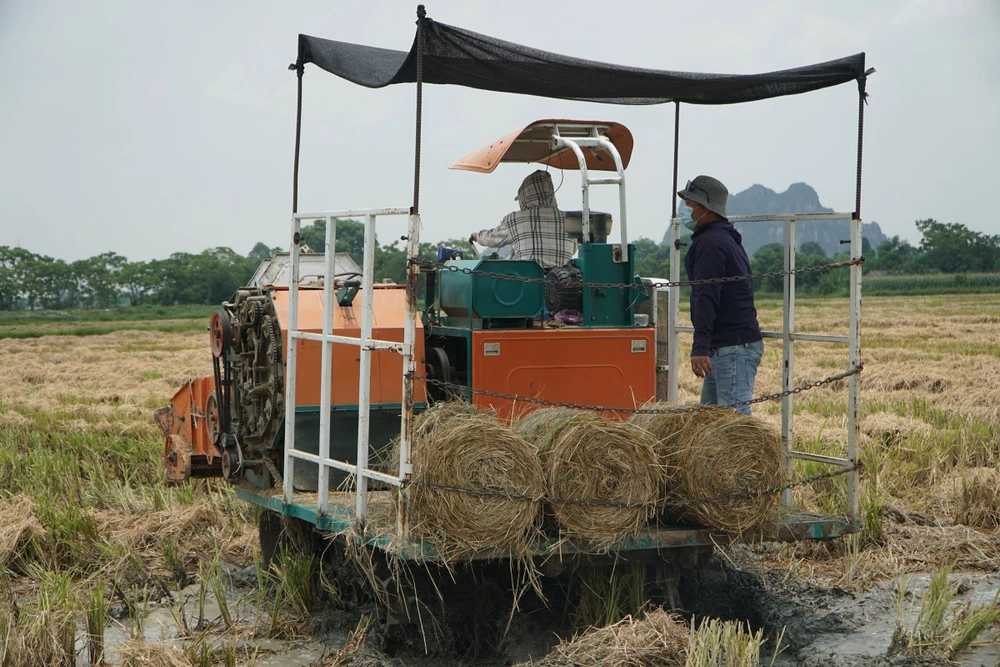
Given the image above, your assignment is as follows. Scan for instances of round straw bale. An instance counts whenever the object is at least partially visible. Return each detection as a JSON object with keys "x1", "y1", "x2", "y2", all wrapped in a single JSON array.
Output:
[
  {"x1": 525, "y1": 607, "x2": 688, "y2": 667},
  {"x1": 413, "y1": 400, "x2": 483, "y2": 440},
  {"x1": 408, "y1": 403, "x2": 545, "y2": 559},
  {"x1": 514, "y1": 407, "x2": 590, "y2": 450},
  {"x1": 627, "y1": 404, "x2": 699, "y2": 491},
  {"x1": 542, "y1": 413, "x2": 660, "y2": 549},
  {"x1": 663, "y1": 408, "x2": 783, "y2": 533}
]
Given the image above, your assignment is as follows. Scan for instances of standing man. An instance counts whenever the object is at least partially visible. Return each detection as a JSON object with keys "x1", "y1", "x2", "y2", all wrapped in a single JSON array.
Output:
[{"x1": 678, "y1": 175, "x2": 763, "y2": 416}]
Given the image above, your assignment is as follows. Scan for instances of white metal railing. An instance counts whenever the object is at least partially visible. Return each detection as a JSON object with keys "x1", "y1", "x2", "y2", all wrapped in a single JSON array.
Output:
[
  {"x1": 282, "y1": 208, "x2": 420, "y2": 525},
  {"x1": 667, "y1": 212, "x2": 862, "y2": 522},
  {"x1": 550, "y1": 125, "x2": 629, "y2": 260}
]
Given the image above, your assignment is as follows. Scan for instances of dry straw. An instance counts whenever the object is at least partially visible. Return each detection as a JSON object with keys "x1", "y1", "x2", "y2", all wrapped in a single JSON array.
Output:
[
  {"x1": 406, "y1": 401, "x2": 545, "y2": 560},
  {"x1": 523, "y1": 608, "x2": 689, "y2": 667},
  {"x1": 518, "y1": 409, "x2": 659, "y2": 549},
  {"x1": 639, "y1": 407, "x2": 782, "y2": 533}
]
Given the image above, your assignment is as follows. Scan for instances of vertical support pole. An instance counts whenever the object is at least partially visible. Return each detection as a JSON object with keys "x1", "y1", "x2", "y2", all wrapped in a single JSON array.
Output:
[
  {"x1": 316, "y1": 216, "x2": 337, "y2": 517},
  {"x1": 617, "y1": 164, "x2": 628, "y2": 261},
  {"x1": 667, "y1": 101, "x2": 681, "y2": 404},
  {"x1": 355, "y1": 213, "x2": 377, "y2": 524},
  {"x1": 655, "y1": 287, "x2": 670, "y2": 401},
  {"x1": 282, "y1": 217, "x2": 302, "y2": 506},
  {"x1": 398, "y1": 213, "x2": 421, "y2": 542},
  {"x1": 667, "y1": 218, "x2": 680, "y2": 404},
  {"x1": 847, "y1": 216, "x2": 862, "y2": 523},
  {"x1": 780, "y1": 219, "x2": 797, "y2": 508},
  {"x1": 412, "y1": 5, "x2": 426, "y2": 216}
]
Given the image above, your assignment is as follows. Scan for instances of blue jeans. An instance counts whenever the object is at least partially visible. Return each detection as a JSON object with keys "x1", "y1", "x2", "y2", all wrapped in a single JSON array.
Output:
[{"x1": 700, "y1": 340, "x2": 764, "y2": 416}]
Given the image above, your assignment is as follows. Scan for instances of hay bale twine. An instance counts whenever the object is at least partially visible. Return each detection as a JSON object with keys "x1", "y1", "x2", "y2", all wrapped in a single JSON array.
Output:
[
  {"x1": 522, "y1": 410, "x2": 659, "y2": 549},
  {"x1": 408, "y1": 401, "x2": 545, "y2": 558},
  {"x1": 662, "y1": 408, "x2": 783, "y2": 533}
]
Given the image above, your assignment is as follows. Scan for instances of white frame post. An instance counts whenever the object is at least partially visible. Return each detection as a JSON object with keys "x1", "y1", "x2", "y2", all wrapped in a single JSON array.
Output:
[
  {"x1": 847, "y1": 216, "x2": 862, "y2": 522},
  {"x1": 282, "y1": 216, "x2": 302, "y2": 506},
  {"x1": 397, "y1": 213, "x2": 421, "y2": 540},
  {"x1": 667, "y1": 217, "x2": 681, "y2": 403},
  {"x1": 354, "y1": 213, "x2": 378, "y2": 523},
  {"x1": 316, "y1": 216, "x2": 337, "y2": 516},
  {"x1": 780, "y1": 219, "x2": 797, "y2": 507},
  {"x1": 281, "y1": 208, "x2": 413, "y2": 525}
]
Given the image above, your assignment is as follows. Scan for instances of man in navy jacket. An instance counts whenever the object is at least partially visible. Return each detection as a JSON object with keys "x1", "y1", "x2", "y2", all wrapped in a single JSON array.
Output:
[{"x1": 678, "y1": 175, "x2": 763, "y2": 416}]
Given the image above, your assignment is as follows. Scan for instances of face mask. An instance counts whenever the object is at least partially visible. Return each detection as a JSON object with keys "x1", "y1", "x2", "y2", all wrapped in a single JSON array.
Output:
[{"x1": 680, "y1": 206, "x2": 698, "y2": 231}]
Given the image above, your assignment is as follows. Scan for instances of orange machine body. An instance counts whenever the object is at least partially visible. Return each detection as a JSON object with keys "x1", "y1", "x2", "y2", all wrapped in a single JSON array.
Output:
[
  {"x1": 156, "y1": 284, "x2": 424, "y2": 483},
  {"x1": 270, "y1": 285, "x2": 426, "y2": 408},
  {"x1": 155, "y1": 376, "x2": 220, "y2": 483},
  {"x1": 470, "y1": 327, "x2": 655, "y2": 421}
]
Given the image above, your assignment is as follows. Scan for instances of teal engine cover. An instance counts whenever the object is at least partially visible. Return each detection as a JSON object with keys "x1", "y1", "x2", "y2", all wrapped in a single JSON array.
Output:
[{"x1": 438, "y1": 259, "x2": 544, "y2": 320}]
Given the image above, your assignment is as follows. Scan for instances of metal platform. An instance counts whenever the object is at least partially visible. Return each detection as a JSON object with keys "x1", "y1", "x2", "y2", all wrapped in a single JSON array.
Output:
[{"x1": 237, "y1": 487, "x2": 857, "y2": 563}]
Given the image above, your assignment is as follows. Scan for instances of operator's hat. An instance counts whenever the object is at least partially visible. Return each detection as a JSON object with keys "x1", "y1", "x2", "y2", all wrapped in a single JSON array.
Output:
[{"x1": 677, "y1": 175, "x2": 729, "y2": 218}]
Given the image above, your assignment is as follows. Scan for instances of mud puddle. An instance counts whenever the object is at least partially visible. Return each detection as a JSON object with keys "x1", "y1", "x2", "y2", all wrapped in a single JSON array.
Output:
[
  {"x1": 89, "y1": 561, "x2": 1000, "y2": 666},
  {"x1": 679, "y1": 560, "x2": 1000, "y2": 667}
]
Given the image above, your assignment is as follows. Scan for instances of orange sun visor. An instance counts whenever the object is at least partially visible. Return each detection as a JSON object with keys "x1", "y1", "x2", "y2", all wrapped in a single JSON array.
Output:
[{"x1": 448, "y1": 119, "x2": 633, "y2": 174}]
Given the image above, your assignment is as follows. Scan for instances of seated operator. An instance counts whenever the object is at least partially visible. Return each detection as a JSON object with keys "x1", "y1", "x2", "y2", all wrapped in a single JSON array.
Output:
[{"x1": 469, "y1": 170, "x2": 577, "y2": 268}]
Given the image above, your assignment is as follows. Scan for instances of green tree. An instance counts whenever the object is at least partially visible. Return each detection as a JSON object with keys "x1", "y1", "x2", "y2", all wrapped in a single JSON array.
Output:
[
  {"x1": 248, "y1": 242, "x2": 273, "y2": 260},
  {"x1": 915, "y1": 219, "x2": 999, "y2": 273},
  {"x1": 799, "y1": 242, "x2": 827, "y2": 258},
  {"x1": 632, "y1": 237, "x2": 670, "y2": 278},
  {"x1": 873, "y1": 236, "x2": 921, "y2": 274}
]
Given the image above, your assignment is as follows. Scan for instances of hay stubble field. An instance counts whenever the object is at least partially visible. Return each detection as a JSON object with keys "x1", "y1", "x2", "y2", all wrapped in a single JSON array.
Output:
[{"x1": 1, "y1": 293, "x2": 1000, "y2": 665}]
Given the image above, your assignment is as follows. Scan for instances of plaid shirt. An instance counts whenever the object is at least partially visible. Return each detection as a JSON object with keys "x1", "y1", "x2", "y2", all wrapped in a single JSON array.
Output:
[{"x1": 477, "y1": 170, "x2": 577, "y2": 268}]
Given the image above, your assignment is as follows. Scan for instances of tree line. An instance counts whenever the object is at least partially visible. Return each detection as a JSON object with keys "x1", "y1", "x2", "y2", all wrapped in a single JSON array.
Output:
[
  {"x1": 2, "y1": 218, "x2": 995, "y2": 311},
  {"x1": 0, "y1": 219, "x2": 472, "y2": 311}
]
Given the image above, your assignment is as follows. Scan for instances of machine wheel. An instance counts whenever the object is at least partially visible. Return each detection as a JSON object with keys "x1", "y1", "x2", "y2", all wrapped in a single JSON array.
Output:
[
  {"x1": 425, "y1": 347, "x2": 455, "y2": 404},
  {"x1": 209, "y1": 309, "x2": 230, "y2": 358}
]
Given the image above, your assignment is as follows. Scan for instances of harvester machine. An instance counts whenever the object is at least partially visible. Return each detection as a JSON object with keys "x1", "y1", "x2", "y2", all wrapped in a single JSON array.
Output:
[{"x1": 156, "y1": 4, "x2": 870, "y2": 633}]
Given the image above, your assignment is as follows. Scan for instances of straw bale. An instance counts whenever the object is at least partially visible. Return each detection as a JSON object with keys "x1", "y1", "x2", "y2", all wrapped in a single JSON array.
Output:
[
  {"x1": 523, "y1": 608, "x2": 688, "y2": 667},
  {"x1": 514, "y1": 407, "x2": 590, "y2": 450},
  {"x1": 407, "y1": 402, "x2": 545, "y2": 559},
  {"x1": 660, "y1": 408, "x2": 783, "y2": 533},
  {"x1": 0, "y1": 496, "x2": 47, "y2": 569},
  {"x1": 527, "y1": 411, "x2": 659, "y2": 548},
  {"x1": 115, "y1": 640, "x2": 189, "y2": 667}
]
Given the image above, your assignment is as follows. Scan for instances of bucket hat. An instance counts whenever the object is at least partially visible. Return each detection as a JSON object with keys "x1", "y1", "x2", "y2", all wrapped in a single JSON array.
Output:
[{"x1": 677, "y1": 175, "x2": 728, "y2": 218}]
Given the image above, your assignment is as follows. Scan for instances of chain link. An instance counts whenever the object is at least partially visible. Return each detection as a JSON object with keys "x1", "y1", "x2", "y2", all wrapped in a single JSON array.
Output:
[
  {"x1": 407, "y1": 365, "x2": 861, "y2": 415},
  {"x1": 406, "y1": 463, "x2": 860, "y2": 511},
  {"x1": 409, "y1": 256, "x2": 864, "y2": 291}
]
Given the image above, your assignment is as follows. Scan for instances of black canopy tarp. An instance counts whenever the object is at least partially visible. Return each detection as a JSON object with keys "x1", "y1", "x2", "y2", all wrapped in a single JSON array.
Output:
[{"x1": 297, "y1": 18, "x2": 866, "y2": 105}]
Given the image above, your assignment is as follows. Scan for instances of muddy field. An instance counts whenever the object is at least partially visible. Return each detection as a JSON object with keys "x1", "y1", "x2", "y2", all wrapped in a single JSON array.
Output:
[{"x1": 1, "y1": 294, "x2": 999, "y2": 665}]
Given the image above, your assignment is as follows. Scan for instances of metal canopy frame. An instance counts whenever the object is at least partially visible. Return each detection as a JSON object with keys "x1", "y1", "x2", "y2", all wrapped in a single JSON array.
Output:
[
  {"x1": 282, "y1": 208, "x2": 420, "y2": 529},
  {"x1": 285, "y1": 4, "x2": 869, "y2": 532},
  {"x1": 549, "y1": 123, "x2": 629, "y2": 260},
  {"x1": 667, "y1": 212, "x2": 862, "y2": 522}
]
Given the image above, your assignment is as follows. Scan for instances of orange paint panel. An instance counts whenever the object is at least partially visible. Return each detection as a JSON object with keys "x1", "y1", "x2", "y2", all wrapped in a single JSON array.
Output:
[
  {"x1": 471, "y1": 328, "x2": 655, "y2": 422},
  {"x1": 271, "y1": 287, "x2": 425, "y2": 407}
]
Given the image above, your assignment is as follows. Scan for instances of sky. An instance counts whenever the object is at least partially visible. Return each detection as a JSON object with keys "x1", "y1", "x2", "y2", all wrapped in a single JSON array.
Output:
[{"x1": 1, "y1": 0, "x2": 997, "y2": 263}]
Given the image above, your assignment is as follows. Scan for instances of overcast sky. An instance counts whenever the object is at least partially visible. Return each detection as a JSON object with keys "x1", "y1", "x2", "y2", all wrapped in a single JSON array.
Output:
[{"x1": 1, "y1": 1, "x2": 997, "y2": 262}]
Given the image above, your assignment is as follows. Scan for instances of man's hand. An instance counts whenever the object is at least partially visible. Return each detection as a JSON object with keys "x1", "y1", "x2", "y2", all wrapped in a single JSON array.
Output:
[
  {"x1": 469, "y1": 232, "x2": 478, "y2": 243},
  {"x1": 691, "y1": 355, "x2": 713, "y2": 378}
]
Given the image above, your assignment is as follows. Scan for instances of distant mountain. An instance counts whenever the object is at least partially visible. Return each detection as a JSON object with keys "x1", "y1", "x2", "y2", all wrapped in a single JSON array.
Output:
[{"x1": 661, "y1": 183, "x2": 886, "y2": 257}]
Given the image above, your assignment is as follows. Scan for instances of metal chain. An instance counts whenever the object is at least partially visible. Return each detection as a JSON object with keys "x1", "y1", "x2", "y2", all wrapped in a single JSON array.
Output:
[
  {"x1": 406, "y1": 365, "x2": 862, "y2": 415},
  {"x1": 406, "y1": 463, "x2": 860, "y2": 511},
  {"x1": 408, "y1": 256, "x2": 864, "y2": 291}
]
